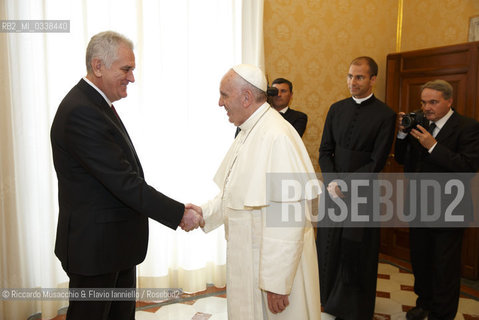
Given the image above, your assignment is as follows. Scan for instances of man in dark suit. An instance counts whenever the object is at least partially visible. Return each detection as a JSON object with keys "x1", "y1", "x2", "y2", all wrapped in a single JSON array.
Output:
[
  {"x1": 50, "y1": 31, "x2": 203, "y2": 320},
  {"x1": 395, "y1": 79, "x2": 479, "y2": 320},
  {"x1": 270, "y1": 78, "x2": 308, "y2": 137}
]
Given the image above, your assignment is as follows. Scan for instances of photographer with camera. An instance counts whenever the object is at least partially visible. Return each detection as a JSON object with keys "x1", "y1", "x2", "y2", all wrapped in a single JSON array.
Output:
[
  {"x1": 270, "y1": 78, "x2": 308, "y2": 137},
  {"x1": 395, "y1": 79, "x2": 479, "y2": 320},
  {"x1": 235, "y1": 78, "x2": 307, "y2": 138}
]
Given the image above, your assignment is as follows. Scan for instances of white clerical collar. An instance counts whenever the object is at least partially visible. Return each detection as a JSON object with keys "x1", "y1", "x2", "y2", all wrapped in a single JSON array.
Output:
[
  {"x1": 352, "y1": 93, "x2": 373, "y2": 104},
  {"x1": 239, "y1": 102, "x2": 270, "y2": 133},
  {"x1": 83, "y1": 77, "x2": 113, "y2": 107},
  {"x1": 278, "y1": 106, "x2": 289, "y2": 114},
  {"x1": 432, "y1": 108, "x2": 454, "y2": 131}
]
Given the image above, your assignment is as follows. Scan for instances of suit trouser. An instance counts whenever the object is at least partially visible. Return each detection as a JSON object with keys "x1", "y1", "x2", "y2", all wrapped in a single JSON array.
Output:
[
  {"x1": 66, "y1": 266, "x2": 136, "y2": 320},
  {"x1": 409, "y1": 228, "x2": 464, "y2": 320}
]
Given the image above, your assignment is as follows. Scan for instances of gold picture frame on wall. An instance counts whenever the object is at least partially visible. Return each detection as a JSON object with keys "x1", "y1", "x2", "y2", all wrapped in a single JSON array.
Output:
[{"x1": 468, "y1": 15, "x2": 479, "y2": 42}]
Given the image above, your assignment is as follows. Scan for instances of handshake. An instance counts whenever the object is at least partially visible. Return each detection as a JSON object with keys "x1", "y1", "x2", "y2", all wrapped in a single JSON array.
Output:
[{"x1": 180, "y1": 203, "x2": 204, "y2": 231}]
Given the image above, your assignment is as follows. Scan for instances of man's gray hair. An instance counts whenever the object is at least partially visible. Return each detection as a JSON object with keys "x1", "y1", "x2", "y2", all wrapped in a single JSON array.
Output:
[
  {"x1": 421, "y1": 79, "x2": 453, "y2": 100},
  {"x1": 86, "y1": 31, "x2": 133, "y2": 73}
]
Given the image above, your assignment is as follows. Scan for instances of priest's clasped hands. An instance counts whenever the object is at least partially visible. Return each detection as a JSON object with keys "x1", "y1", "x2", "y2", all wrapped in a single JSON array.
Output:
[{"x1": 179, "y1": 203, "x2": 205, "y2": 231}]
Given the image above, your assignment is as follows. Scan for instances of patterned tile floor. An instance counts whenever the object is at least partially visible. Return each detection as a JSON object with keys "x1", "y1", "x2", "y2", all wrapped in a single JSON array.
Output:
[
  {"x1": 133, "y1": 263, "x2": 479, "y2": 320},
  {"x1": 373, "y1": 262, "x2": 479, "y2": 320},
  {"x1": 45, "y1": 255, "x2": 479, "y2": 320}
]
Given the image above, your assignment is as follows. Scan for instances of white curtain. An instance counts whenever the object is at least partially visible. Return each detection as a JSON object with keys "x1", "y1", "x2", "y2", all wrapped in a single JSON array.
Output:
[{"x1": 0, "y1": 0, "x2": 264, "y2": 319}]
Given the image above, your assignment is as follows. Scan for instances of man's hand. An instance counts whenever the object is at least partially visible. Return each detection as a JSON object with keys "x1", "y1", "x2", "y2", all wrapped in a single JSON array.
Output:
[
  {"x1": 410, "y1": 125, "x2": 437, "y2": 150},
  {"x1": 327, "y1": 181, "x2": 344, "y2": 198},
  {"x1": 185, "y1": 203, "x2": 204, "y2": 228},
  {"x1": 397, "y1": 112, "x2": 406, "y2": 132},
  {"x1": 185, "y1": 203, "x2": 203, "y2": 218},
  {"x1": 267, "y1": 291, "x2": 289, "y2": 314},
  {"x1": 179, "y1": 204, "x2": 204, "y2": 231}
]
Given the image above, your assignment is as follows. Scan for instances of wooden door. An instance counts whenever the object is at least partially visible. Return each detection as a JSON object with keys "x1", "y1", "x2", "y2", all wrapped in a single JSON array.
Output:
[{"x1": 382, "y1": 41, "x2": 479, "y2": 279}]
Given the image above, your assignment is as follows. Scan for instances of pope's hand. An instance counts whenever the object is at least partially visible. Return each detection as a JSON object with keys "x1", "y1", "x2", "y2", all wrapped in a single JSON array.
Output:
[
  {"x1": 185, "y1": 203, "x2": 204, "y2": 228},
  {"x1": 266, "y1": 291, "x2": 289, "y2": 314},
  {"x1": 179, "y1": 205, "x2": 204, "y2": 231}
]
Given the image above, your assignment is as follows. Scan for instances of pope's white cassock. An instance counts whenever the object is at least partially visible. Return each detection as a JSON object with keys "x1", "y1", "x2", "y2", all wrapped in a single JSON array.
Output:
[{"x1": 201, "y1": 102, "x2": 321, "y2": 319}]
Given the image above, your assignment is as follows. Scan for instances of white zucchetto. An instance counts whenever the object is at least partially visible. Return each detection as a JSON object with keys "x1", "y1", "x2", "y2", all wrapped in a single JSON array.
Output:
[{"x1": 232, "y1": 64, "x2": 267, "y2": 92}]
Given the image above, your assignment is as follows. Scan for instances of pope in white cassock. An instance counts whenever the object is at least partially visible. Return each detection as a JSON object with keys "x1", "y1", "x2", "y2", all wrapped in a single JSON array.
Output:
[{"x1": 187, "y1": 64, "x2": 321, "y2": 319}]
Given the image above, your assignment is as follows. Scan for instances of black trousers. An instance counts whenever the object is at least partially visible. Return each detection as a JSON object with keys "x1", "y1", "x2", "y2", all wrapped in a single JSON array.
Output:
[
  {"x1": 66, "y1": 266, "x2": 136, "y2": 320},
  {"x1": 409, "y1": 228, "x2": 464, "y2": 320}
]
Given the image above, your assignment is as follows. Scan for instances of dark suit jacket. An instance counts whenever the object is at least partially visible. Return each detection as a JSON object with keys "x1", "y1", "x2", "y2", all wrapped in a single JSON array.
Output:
[
  {"x1": 395, "y1": 111, "x2": 479, "y2": 173},
  {"x1": 50, "y1": 79, "x2": 184, "y2": 276},
  {"x1": 281, "y1": 107, "x2": 308, "y2": 137},
  {"x1": 395, "y1": 111, "x2": 479, "y2": 222}
]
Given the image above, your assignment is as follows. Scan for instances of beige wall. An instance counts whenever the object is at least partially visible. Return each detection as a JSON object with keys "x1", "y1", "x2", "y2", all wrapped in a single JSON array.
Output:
[
  {"x1": 264, "y1": 0, "x2": 479, "y2": 171},
  {"x1": 401, "y1": 0, "x2": 479, "y2": 52}
]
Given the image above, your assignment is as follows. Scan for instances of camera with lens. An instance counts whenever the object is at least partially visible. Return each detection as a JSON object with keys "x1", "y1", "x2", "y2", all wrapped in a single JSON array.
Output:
[
  {"x1": 267, "y1": 86, "x2": 278, "y2": 97},
  {"x1": 401, "y1": 110, "x2": 429, "y2": 133}
]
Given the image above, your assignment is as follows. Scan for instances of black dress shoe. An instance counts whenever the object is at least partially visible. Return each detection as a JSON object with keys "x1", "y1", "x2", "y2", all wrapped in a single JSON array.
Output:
[{"x1": 406, "y1": 306, "x2": 429, "y2": 320}]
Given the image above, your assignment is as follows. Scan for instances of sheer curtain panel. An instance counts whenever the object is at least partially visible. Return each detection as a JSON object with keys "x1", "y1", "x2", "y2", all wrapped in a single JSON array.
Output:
[{"x1": 0, "y1": 0, "x2": 264, "y2": 319}]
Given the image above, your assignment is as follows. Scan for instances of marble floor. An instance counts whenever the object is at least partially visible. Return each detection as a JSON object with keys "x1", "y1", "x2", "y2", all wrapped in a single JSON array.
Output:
[
  {"x1": 133, "y1": 261, "x2": 479, "y2": 320},
  {"x1": 43, "y1": 255, "x2": 479, "y2": 320}
]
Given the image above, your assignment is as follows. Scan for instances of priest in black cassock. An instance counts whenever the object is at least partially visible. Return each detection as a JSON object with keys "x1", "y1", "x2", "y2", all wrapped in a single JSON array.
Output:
[{"x1": 316, "y1": 56, "x2": 396, "y2": 320}]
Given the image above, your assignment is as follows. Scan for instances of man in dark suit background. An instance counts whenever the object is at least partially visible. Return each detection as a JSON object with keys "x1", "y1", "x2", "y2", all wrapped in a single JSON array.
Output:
[
  {"x1": 270, "y1": 78, "x2": 308, "y2": 137},
  {"x1": 395, "y1": 79, "x2": 479, "y2": 320},
  {"x1": 50, "y1": 31, "x2": 203, "y2": 320}
]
